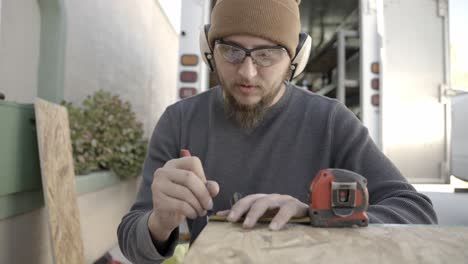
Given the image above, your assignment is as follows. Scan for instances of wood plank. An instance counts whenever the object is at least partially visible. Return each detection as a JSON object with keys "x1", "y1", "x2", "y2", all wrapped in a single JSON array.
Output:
[
  {"x1": 185, "y1": 222, "x2": 468, "y2": 264},
  {"x1": 35, "y1": 98, "x2": 85, "y2": 264}
]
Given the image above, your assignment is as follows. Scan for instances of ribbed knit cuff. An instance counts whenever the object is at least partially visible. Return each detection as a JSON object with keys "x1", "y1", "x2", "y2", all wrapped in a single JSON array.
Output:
[{"x1": 137, "y1": 211, "x2": 179, "y2": 260}]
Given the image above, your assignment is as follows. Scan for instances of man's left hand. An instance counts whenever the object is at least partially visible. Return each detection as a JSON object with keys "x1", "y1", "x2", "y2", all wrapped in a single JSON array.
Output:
[{"x1": 215, "y1": 194, "x2": 309, "y2": 231}]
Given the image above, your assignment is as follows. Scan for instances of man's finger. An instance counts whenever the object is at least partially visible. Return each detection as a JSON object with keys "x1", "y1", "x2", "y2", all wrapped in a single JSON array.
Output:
[
  {"x1": 227, "y1": 194, "x2": 267, "y2": 222},
  {"x1": 242, "y1": 195, "x2": 282, "y2": 228},
  {"x1": 268, "y1": 203, "x2": 297, "y2": 230},
  {"x1": 270, "y1": 199, "x2": 309, "y2": 230},
  {"x1": 206, "y1": 180, "x2": 220, "y2": 198},
  {"x1": 156, "y1": 192, "x2": 199, "y2": 219},
  {"x1": 215, "y1": 210, "x2": 230, "y2": 216},
  {"x1": 167, "y1": 168, "x2": 213, "y2": 211},
  {"x1": 166, "y1": 156, "x2": 207, "y2": 183},
  {"x1": 163, "y1": 180, "x2": 207, "y2": 216}
]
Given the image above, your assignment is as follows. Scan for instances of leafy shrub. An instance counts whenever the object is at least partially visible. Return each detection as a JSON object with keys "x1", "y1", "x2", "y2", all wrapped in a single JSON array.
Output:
[{"x1": 63, "y1": 90, "x2": 147, "y2": 179}]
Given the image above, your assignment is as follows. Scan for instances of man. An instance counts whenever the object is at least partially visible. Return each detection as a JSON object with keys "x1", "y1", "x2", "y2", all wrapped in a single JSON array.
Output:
[{"x1": 118, "y1": 0, "x2": 437, "y2": 263}]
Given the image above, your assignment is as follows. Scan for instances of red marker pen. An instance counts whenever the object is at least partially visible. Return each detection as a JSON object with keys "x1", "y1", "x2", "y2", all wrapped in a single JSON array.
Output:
[
  {"x1": 180, "y1": 149, "x2": 191, "y2": 157},
  {"x1": 180, "y1": 149, "x2": 205, "y2": 184}
]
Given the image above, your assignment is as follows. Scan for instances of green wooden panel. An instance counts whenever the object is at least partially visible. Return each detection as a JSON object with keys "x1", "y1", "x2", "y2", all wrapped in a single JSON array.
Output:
[
  {"x1": 0, "y1": 102, "x2": 42, "y2": 196},
  {"x1": 37, "y1": 0, "x2": 67, "y2": 103},
  {"x1": 0, "y1": 170, "x2": 124, "y2": 220},
  {"x1": 0, "y1": 190, "x2": 44, "y2": 220}
]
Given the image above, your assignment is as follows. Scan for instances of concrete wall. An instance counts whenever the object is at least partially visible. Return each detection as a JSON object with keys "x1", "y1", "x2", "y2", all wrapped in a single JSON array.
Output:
[
  {"x1": 64, "y1": 0, "x2": 179, "y2": 136},
  {"x1": 79, "y1": 179, "x2": 139, "y2": 263},
  {"x1": 0, "y1": 0, "x2": 40, "y2": 103},
  {"x1": 0, "y1": 179, "x2": 138, "y2": 264},
  {"x1": 0, "y1": 0, "x2": 179, "y2": 134}
]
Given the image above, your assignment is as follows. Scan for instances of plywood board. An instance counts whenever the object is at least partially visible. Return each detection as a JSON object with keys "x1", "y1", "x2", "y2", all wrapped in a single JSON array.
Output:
[
  {"x1": 185, "y1": 222, "x2": 468, "y2": 264},
  {"x1": 35, "y1": 98, "x2": 85, "y2": 264}
]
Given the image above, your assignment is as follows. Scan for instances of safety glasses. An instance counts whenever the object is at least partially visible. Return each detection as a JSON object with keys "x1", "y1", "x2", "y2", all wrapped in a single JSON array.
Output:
[{"x1": 214, "y1": 39, "x2": 288, "y2": 67}]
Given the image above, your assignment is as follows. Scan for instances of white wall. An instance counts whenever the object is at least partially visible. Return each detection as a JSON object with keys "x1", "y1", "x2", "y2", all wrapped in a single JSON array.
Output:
[
  {"x1": 450, "y1": 0, "x2": 468, "y2": 89},
  {"x1": 0, "y1": 0, "x2": 2, "y2": 43},
  {"x1": 64, "y1": 0, "x2": 179, "y2": 136},
  {"x1": 158, "y1": 0, "x2": 181, "y2": 33},
  {"x1": 0, "y1": 0, "x2": 40, "y2": 103},
  {"x1": 450, "y1": 0, "x2": 468, "y2": 180}
]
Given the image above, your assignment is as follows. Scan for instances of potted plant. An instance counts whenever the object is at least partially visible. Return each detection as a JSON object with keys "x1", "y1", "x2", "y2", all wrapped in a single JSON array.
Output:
[{"x1": 63, "y1": 90, "x2": 147, "y2": 180}]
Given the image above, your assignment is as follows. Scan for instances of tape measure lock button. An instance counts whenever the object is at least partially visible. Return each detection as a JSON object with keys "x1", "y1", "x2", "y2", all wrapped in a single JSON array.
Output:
[{"x1": 331, "y1": 181, "x2": 357, "y2": 208}]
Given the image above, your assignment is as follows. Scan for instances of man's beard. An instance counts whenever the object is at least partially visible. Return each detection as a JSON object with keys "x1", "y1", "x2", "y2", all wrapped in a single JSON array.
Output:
[
  {"x1": 223, "y1": 87, "x2": 278, "y2": 130},
  {"x1": 219, "y1": 74, "x2": 288, "y2": 130}
]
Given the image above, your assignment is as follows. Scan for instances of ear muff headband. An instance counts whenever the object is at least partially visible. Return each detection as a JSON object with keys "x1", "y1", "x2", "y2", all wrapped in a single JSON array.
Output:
[
  {"x1": 199, "y1": 24, "x2": 311, "y2": 81},
  {"x1": 289, "y1": 33, "x2": 312, "y2": 80},
  {"x1": 199, "y1": 25, "x2": 214, "y2": 71}
]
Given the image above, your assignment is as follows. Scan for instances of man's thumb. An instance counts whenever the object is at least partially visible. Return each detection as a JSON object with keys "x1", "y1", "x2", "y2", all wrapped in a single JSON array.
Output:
[{"x1": 206, "y1": 180, "x2": 220, "y2": 197}]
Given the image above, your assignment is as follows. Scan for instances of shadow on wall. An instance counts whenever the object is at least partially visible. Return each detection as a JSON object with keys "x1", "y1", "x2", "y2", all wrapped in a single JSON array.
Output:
[{"x1": 2, "y1": 210, "x2": 53, "y2": 263}]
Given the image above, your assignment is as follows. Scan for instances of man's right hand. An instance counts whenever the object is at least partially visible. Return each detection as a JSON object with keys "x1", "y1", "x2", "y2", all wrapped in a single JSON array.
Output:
[{"x1": 148, "y1": 156, "x2": 219, "y2": 242}]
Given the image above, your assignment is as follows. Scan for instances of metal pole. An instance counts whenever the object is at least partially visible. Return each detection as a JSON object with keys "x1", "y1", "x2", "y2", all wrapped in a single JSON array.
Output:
[
  {"x1": 440, "y1": 0, "x2": 451, "y2": 182},
  {"x1": 200, "y1": 0, "x2": 212, "y2": 92},
  {"x1": 337, "y1": 30, "x2": 346, "y2": 104}
]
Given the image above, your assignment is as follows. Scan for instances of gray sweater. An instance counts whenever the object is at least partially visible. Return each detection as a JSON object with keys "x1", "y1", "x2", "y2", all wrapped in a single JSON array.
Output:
[{"x1": 118, "y1": 84, "x2": 437, "y2": 263}]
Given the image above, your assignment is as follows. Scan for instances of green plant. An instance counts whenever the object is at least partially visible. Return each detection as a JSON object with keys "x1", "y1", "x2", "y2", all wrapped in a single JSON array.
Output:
[{"x1": 62, "y1": 90, "x2": 147, "y2": 179}]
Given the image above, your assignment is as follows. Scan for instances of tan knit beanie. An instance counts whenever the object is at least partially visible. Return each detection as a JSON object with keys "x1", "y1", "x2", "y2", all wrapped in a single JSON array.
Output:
[{"x1": 208, "y1": 0, "x2": 302, "y2": 58}]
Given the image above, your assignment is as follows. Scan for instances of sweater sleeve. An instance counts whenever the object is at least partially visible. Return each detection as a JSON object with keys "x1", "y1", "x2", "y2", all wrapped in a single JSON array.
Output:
[
  {"x1": 330, "y1": 102, "x2": 438, "y2": 224},
  {"x1": 117, "y1": 106, "x2": 181, "y2": 263}
]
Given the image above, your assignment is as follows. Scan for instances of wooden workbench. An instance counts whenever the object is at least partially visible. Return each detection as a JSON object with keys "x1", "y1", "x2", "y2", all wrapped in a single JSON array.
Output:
[{"x1": 184, "y1": 222, "x2": 468, "y2": 264}]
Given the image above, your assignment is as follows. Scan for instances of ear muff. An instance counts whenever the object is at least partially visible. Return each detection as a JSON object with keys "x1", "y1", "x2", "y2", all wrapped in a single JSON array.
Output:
[
  {"x1": 289, "y1": 33, "x2": 312, "y2": 81},
  {"x1": 199, "y1": 24, "x2": 215, "y2": 72}
]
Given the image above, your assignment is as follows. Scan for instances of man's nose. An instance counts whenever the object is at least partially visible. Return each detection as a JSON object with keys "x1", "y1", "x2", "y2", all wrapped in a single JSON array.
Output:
[{"x1": 237, "y1": 56, "x2": 258, "y2": 80}]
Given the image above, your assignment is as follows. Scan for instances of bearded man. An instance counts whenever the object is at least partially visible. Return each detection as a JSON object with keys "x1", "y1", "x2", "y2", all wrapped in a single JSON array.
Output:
[{"x1": 118, "y1": 0, "x2": 437, "y2": 263}]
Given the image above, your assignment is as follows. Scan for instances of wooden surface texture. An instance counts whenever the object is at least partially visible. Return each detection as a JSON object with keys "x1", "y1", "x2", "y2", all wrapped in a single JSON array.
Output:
[{"x1": 185, "y1": 222, "x2": 468, "y2": 264}]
